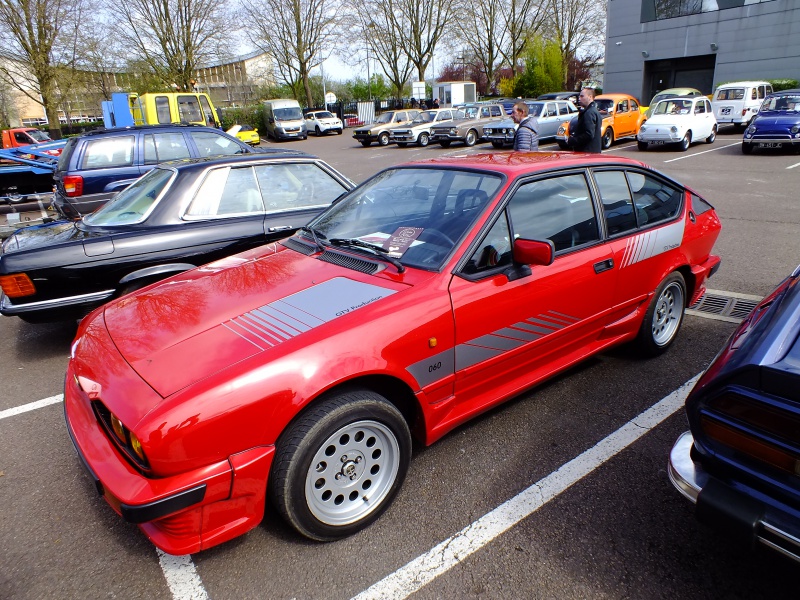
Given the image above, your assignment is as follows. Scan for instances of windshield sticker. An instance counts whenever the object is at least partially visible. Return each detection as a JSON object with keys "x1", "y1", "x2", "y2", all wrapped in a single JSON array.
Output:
[{"x1": 381, "y1": 227, "x2": 424, "y2": 257}]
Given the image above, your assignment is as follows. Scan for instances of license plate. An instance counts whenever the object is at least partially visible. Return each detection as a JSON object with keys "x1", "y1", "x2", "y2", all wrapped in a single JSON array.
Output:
[
  {"x1": 721, "y1": 107, "x2": 731, "y2": 115},
  {"x1": 649, "y1": 140, "x2": 666, "y2": 145},
  {"x1": 757, "y1": 142, "x2": 782, "y2": 148}
]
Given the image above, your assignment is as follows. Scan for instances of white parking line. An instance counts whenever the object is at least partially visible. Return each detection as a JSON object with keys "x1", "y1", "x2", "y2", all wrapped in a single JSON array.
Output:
[
  {"x1": 158, "y1": 550, "x2": 209, "y2": 600},
  {"x1": 787, "y1": 161, "x2": 800, "y2": 170},
  {"x1": 663, "y1": 142, "x2": 739, "y2": 163},
  {"x1": 0, "y1": 394, "x2": 63, "y2": 420},
  {"x1": 350, "y1": 374, "x2": 700, "y2": 600}
]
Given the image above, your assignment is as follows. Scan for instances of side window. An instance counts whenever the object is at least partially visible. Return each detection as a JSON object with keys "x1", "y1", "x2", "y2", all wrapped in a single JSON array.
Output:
[
  {"x1": 254, "y1": 163, "x2": 348, "y2": 211},
  {"x1": 631, "y1": 100, "x2": 639, "y2": 111},
  {"x1": 594, "y1": 171, "x2": 638, "y2": 235},
  {"x1": 618, "y1": 100, "x2": 629, "y2": 113},
  {"x1": 626, "y1": 171, "x2": 682, "y2": 225},
  {"x1": 143, "y1": 133, "x2": 191, "y2": 164},
  {"x1": 507, "y1": 174, "x2": 599, "y2": 253},
  {"x1": 757, "y1": 86, "x2": 765, "y2": 99},
  {"x1": 81, "y1": 136, "x2": 135, "y2": 169},
  {"x1": 558, "y1": 102, "x2": 569, "y2": 115},
  {"x1": 14, "y1": 132, "x2": 29, "y2": 143},
  {"x1": 751, "y1": 88, "x2": 758, "y2": 100},
  {"x1": 186, "y1": 166, "x2": 263, "y2": 217},
  {"x1": 177, "y1": 95, "x2": 203, "y2": 122},
  {"x1": 462, "y1": 213, "x2": 513, "y2": 275},
  {"x1": 189, "y1": 131, "x2": 245, "y2": 156},
  {"x1": 705, "y1": 100, "x2": 712, "y2": 112},
  {"x1": 480, "y1": 107, "x2": 489, "y2": 118},
  {"x1": 545, "y1": 103, "x2": 557, "y2": 117},
  {"x1": 199, "y1": 96, "x2": 216, "y2": 125},
  {"x1": 694, "y1": 101, "x2": 705, "y2": 114},
  {"x1": 155, "y1": 97, "x2": 171, "y2": 123},
  {"x1": 491, "y1": 106, "x2": 502, "y2": 117},
  {"x1": 440, "y1": 110, "x2": 452, "y2": 120}
]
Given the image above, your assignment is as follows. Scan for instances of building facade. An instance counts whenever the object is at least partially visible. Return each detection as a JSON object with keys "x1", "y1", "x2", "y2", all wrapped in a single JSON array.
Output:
[{"x1": 604, "y1": 0, "x2": 800, "y2": 104}]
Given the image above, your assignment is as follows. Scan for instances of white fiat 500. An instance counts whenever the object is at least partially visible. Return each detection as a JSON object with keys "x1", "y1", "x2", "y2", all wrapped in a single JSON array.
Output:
[{"x1": 637, "y1": 96, "x2": 718, "y2": 152}]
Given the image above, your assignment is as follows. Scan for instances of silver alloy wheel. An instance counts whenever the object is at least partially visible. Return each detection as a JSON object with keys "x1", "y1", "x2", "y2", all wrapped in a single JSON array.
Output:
[
  {"x1": 465, "y1": 129, "x2": 477, "y2": 146},
  {"x1": 652, "y1": 281, "x2": 684, "y2": 346},
  {"x1": 305, "y1": 419, "x2": 400, "y2": 526}
]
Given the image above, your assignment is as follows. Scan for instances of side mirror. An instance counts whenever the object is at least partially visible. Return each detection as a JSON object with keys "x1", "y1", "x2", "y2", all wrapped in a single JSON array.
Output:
[{"x1": 513, "y1": 238, "x2": 554, "y2": 266}]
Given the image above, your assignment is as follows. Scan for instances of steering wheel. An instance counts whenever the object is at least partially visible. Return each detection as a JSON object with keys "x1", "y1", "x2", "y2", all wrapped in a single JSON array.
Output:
[{"x1": 419, "y1": 228, "x2": 455, "y2": 248}]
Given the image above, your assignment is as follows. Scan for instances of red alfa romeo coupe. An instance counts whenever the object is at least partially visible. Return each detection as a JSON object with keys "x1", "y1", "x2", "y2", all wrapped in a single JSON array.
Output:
[{"x1": 64, "y1": 152, "x2": 722, "y2": 554}]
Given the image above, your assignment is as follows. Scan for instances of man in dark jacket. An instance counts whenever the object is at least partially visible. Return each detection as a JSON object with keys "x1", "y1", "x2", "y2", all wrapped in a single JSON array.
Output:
[
  {"x1": 512, "y1": 102, "x2": 539, "y2": 151},
  {"x1": 566, "y1": 87, "x2": 602, "y2": 153}
]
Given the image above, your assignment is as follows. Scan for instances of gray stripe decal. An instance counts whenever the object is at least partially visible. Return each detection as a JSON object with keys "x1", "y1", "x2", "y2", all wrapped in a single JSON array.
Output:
[
  {"x1": 456, "y1": 344, "x2": 504, "y2": 370},
  {"x1": 248, "y1": 308, "x2": 305, "y2": 337},
  {"x1": 545, "y1": 310, "x2": 580, "y2": 323},
  {"x1": 406, "y1": 347, "x2": 455, "y2": 388},
  {"x1": 223, "y1": 320, "x2": 273, "y2": 349},
  {"x1": 496, "y1": 327, "x2": 542, "y2": 341},
  {"x1": 526, "y1": 317, "x2": 565, "y2": 330},
  {"x1": 513, "y1": 322, "x2": 558, "y2": 335},
  {"x1": 254, "y1": 305, "x2": 315, "y2": 334},
  {"x1": 237, "y1": 313, "x2": 292, "y2": 342},
  {"x1": 269, "y1": 300, "x2": 327, "y2": 328},
  {"x1": 468, "y1": 334, "x2": 527, "y2": 351}
]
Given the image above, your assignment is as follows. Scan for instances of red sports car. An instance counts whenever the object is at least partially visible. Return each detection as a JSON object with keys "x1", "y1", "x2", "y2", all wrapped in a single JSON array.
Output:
[{"x1": 65, "y1": 152, "x2": 722, "y2": 554}]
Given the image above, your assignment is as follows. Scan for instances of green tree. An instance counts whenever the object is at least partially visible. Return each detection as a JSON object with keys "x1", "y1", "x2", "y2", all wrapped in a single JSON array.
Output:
[{"x1": 512, "y1": 37, "x2": 563, "y2": 98}]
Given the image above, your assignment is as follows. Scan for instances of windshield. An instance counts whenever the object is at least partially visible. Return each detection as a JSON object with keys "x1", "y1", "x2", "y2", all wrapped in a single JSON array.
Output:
[
  {"x1": 653, "y1": 99, "x2": 693, "y2": 115},
  {"x1": 595, "y1": 99, "x2": 614, "y2": 113},
  {"x1": 27, "y1": 130, "x2": 52, "y2": 142},
  {"x1": 313, "y1": 111, "x2": 335, "y2": 119},
  {"x1": 84, "y1": 167, "x2": 174, "y2": 226},
  {"x1": 375, "y1": 112, "x2": 395, "y2": 124},
  {"x1": 305, "y1": 167, "x2": 503, "y2": 270},
  {"x1": 760, "y1": 94, "x2": 800, "y2": 112},
  {"x1": 275, "y1": 107, "x2": 303, "y2": 121},
  {"x1": 411, "y1": 111, "x2": 437, "y2": 124}
]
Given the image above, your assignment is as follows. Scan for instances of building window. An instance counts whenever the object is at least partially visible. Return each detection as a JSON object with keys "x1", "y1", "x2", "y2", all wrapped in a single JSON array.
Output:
[{"x1": 641, "y1": 0, "x2": 776, "y2": 23}]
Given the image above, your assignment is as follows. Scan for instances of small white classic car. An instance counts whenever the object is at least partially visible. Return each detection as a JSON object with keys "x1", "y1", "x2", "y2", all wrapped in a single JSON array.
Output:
[{"x1": 637, "y1": 96, "x2": 717, "y2": 151}]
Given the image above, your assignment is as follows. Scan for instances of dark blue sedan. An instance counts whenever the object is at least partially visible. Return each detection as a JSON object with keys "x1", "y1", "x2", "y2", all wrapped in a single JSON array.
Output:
[
  {"x1": 669, "y1": 263, "x2": 800, "y2": 562},
  {"x1": 742, "y1": 89, "x2": 800, "y2": 154}
]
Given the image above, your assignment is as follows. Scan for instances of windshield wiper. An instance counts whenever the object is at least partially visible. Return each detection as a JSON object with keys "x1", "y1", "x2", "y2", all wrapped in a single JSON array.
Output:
[
  {"x1": 329, "y1": 238, "x2": 406, "y2": 273},
  {"x1": 299, "y1": 226, "x2": 327, "y2": 252}
]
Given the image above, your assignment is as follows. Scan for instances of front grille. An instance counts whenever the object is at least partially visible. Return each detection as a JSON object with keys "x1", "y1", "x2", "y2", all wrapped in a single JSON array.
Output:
[{"x1": 318, "y1": 250, "x2": 381, "y2": 274}]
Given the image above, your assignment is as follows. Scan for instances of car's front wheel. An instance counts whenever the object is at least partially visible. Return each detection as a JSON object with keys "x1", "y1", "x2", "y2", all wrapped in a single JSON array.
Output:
[
  {"x1": 377, "y1": 132, "x2": 390, "y2": 146},
  {"x1": 464, "y1": 129, "x2": 478, "y2": 147},
  {"x1": 315, "y1": 126, "x2": 322, "y2": 136},
  {"x1": 418, "y1": 132, "x2": 430, "y2": 147},
  {"x1": 637, "y1": 140, "x2": 648, "y2": 151},
  {"x1": 269, "y1": 389, "x2": 411, "y2": 541},
  {"x1": 741, "y1": 142, "x2": 753, "y2": 155},
  {"x1": 634, "y1": 272, "x2": 686, "y2": 356},
  {"x1": 678, "y1": 132, "x2": 691, "y2": 151},
  {"x1": 706, "y1": 125, "x2": 717, "y2": 144}
]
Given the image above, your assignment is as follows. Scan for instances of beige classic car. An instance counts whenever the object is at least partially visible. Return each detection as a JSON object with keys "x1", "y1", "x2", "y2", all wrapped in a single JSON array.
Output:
[
  {"x1": 429, "y1": 103, "x2": 506, "y2": 147},
  {"x1": 352, "y1": 110, "x2": 421, "y2": 147}
]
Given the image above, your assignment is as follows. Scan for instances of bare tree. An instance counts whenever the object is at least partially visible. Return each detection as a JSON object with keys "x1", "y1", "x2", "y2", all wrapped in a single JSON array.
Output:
[
  {"x1": 242, "y1": 0, "x2": 341, "y2": 107},
  {"x1": 0, "y1": 0, "x2": 91, "y2": 136},
  {"x1": 393, "y1": 0, "x2": 455, "y2": 83},
  {"x1": 455, "y1": 1, "x2": 507, "y2": 94},
  {"x1": 498, "y1": 0, "x2": 546, "y2": 77},
  {"x1": 544, "y1": 0, "x2": 606, "y2": 86},
  {"x1": 110, "y1": 0, "x2": 231, "y2": 92}
]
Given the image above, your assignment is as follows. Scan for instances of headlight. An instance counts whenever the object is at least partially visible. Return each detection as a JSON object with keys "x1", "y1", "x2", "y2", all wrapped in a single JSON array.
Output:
[
  {"x1": 103, "y1": 405, "x2": 150, "y2": 468},
  {"x1": 746, "y1": 126, "x2": 757, "y2": 134},
  {"x1": 639, "y1": 125, "x2": 647, "y2": 133},
  {"x1": 670, "y1": 126, "x2": 678, "y2": 133},
  {"x1": 450, "y1": 128, "x2": 457, "y2": 134},
  {"x1": 558, "y1": 125, "x2": 566, "y2": 134},
  {"x1": 792, "y1": 125, "x2": 799, "y2": 134}
]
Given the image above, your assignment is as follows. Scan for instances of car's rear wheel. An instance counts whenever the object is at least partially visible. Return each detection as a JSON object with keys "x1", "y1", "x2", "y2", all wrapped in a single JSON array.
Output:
[
  {"x1": 464, "y1": 129, "x2": 478, "y2": 147},
  {"x1": 418, "y1": 132, "x2": 430, "y2": 147},
  {"x1": 602, "y1": 128, "x2": 614, "y2": 150},
  {"x1": 741, "y1": 142, "x2": 753, "y2": 155},
  {"x1": 269, "y1": 389, "x2": 411, "y2": 541},
  {"x1": 679, "y1": 132, "x2": 691, "y2": 151},
  {"x1": 361, "y1": 140, "x2": 371, "y2": 147},
  {"x1": 637, "y1": 141, "x2": 648, "y2": 151},
  {"x1": 377, "y1": 132, "x2": 390, "y2": 146},
  {"x1": 634, "y1": 272, "x2": 686, "y2": 356},
  {"x1": 706, "y1": 125, "x2": 717, "y2": 144}
]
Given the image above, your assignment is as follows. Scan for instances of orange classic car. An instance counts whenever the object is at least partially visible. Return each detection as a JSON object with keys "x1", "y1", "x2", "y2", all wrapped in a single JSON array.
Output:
[{"x1": 557, "y1": 93, "x2": 646, "y2": 150}]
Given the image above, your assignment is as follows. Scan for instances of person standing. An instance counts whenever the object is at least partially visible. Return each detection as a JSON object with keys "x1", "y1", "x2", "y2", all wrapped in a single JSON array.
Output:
[
  {"x1": 432, "y1": 98, "x2": 440, "y2": 109},
  {"x1": 511, "y1": 101, "x2": 539, "y2": 151},
  {"x1": 566, "y1": 87, "x2": 602, "y2": 153}
]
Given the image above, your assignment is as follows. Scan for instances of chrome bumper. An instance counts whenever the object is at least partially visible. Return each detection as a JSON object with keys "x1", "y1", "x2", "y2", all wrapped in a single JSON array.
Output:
[{"x1": 669, "y1": 431, "x2": 800, "y2": 564}]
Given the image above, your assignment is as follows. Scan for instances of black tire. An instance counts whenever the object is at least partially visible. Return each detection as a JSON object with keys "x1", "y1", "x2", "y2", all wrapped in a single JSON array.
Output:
[
  {"x1": 377, "y1": 132, "x2": 390, "y2": 146},
  {"x1": 439, "y1": 140, "x2": 451, "y2": 148},
  {"x1": 637, "y1": 141, "x2": 648, "y2": 151},
  {"x1": 336, "y1": 129, "x2": 343, "y2": 135},
  {"x1": 361, "y1": 140, "x2": 371, "y2": 147},
  {"x1": 464, "y1": 129, "x2": 478, "y2": 147},
  {"x1": 269, "y1": 389, "x2": 411, "y2": 541},
  {"x1": 741, "y1": 142, "x2": 753, "y2": 155},
  {"x1": 678, "y1": 132, "x2": 691, "y2": 151},
  {"x1": 634, "y1": 272, "x2": 686, "y2": 357},
  {"x1": 602, "y1": 127, "x2": 614, "y2": 150},
  {"x1": 706, "y1": 125, "x2": 717, "y2": 144},
  {"x1": 418, "y1": 132, "x2": 430, "y2": 147},
  {"x1": 491, "y1": 141, "x2": 504, "y2": 149}
]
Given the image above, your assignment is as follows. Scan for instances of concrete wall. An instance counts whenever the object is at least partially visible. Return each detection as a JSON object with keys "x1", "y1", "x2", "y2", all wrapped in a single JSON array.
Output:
[{"x1": 605, "y1": 0, "x2": 800, "y2": 102}]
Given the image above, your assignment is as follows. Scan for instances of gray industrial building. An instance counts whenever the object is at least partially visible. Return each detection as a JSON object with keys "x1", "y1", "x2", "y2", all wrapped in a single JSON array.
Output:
[{"x1": 604, "y1": 0, "x2": 800, "y2": 104}]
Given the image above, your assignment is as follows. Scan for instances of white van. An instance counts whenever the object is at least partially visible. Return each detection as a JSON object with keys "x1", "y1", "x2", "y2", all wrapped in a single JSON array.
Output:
[
  {"x1": 712, "y1": 81, "x2": 773, "y2": 129},
  {"x1": 263, "y1": 99, "x2": 307, "y2": 141}
]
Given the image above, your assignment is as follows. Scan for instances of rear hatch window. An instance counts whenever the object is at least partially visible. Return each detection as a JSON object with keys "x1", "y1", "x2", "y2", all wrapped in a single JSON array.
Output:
[{"x1": 55, "y1": 137, "x2": 79, "y2": 173}]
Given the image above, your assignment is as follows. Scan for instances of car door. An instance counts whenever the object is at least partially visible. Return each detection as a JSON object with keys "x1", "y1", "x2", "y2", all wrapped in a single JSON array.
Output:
[
  {"x1": 590, "y1": 168, "x2": 687, "y2": 312},
  {"x1": 692, "y1": 99, "x2": 712, "y2": 138},
  {"x1": 142, "y1": 131, "x2": 192, "y2": 178},
  {"x1": 539, "y1": 102, "x2": 559, "y2": 138},
  {"x1": 615, "y1": 99, "x2": 633, "y2": 137},
  {"x1": 447, "y1": 171, "x2": 615, "y2": 407}
]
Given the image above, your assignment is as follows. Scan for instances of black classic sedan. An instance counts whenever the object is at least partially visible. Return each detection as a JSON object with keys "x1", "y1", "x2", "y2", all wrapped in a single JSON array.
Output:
[
  {"x1": 669, "y1": 264, "x2": 800, "y2": 563},
  {"x1": 0, "y1": 152, "x2": 354, "y2": 323}
]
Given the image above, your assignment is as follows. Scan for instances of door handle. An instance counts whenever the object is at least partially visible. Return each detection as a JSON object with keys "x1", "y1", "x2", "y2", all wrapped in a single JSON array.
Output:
[
  {"x1": 268, "y1": 225, "x2": 294, "y2": 233},
  {"x1": 593, "y1": 258, "x2": 614, "y2": 274}
]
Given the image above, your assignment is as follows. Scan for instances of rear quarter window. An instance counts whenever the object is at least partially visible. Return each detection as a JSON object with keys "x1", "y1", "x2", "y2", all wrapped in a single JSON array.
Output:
[
  {"x1": 626, "y1": 172, "x2": 682, "y2": 225},
  {"x1": 189, "y1": 131, "x2": 246, "y2": 157},
  {"x1": 80, "y1": 136, "x2": 135, "y2": 169}
]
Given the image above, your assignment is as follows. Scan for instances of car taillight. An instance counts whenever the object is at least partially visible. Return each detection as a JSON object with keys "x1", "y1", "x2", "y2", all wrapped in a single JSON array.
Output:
[
  {"x1": 0, "y1": 273, "x2": 36, "y2": 297},
  {"x1": 62, "y1": 174, "x2": 83, "y2": 197}
]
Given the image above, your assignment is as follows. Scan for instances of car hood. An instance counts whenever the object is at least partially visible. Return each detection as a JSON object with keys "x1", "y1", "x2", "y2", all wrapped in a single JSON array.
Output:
[
  {"x1": 1, "y1": 220, "x2": 100, "y2": 254},
  {"x1": 753, "y1": 113, "x2": 800, "y2": 127},
  {"x1": 102, "y1": 244, "x2": 408, "y2": 397},
  {"x1": 643, "y1": 115, "x2": 693, "y2": 127},
  {"x1": 483, "y1": 118, "x2": 515, "y2": 129}
]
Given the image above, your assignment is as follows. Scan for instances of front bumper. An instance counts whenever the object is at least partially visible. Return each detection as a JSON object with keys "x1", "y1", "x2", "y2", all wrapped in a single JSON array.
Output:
[
  {"x1": 0, "y1": 288, "x2": 115, "y2": 320},
  {"x1": 64, "y1": 355, "x2": 274, "y2": 554},
  {"x1": 669, "y1": 431, "x2": 800, "y2": 564},
  {"x1": 742, "y1": 136, "x2": 800, "y2": 147},
  {"x1": 430, "y1": 132, "x2": 462, "y2": 142},
  {"x1": 390, "y1": 131, "x2": 417, "y2": 142},
  {"x1": 638, "y1": 132, "x2": 684, "y2": 143}
]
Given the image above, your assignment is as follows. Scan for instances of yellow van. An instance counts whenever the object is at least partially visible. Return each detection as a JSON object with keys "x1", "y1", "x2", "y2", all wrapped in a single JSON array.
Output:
[{"x1": 105, "y1": 92, "x2": 221, "y2": 128}]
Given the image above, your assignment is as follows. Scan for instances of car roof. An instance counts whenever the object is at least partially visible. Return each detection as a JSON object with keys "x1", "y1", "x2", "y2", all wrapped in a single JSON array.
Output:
[
  {"x1": 400, "y1": 152, "x2": 651, "y2": 177},
  {"x1": 768, "y1": 89, "x2": 800, "y2": 95},
  {"x1": 596, "y1": 93, "x2": 638, "y2": 101},
  {"x1": 79, "y1": 123, "x2": 224, "y2": 137},
  {"x1": 157, "y1": 150, "x2": 315, "y2": 170},
  {"x1": 715, "y1": 81, "x2": 771, "y2": 88}
]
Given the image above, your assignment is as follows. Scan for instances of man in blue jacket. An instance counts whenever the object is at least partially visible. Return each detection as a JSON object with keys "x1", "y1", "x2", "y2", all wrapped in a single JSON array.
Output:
[
  {"x1": 567, "y1": 88, "x2": 602, "y2": 153},
  {"x1": 512, "y1": 102, "x2": 539, "y2": 151}
]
